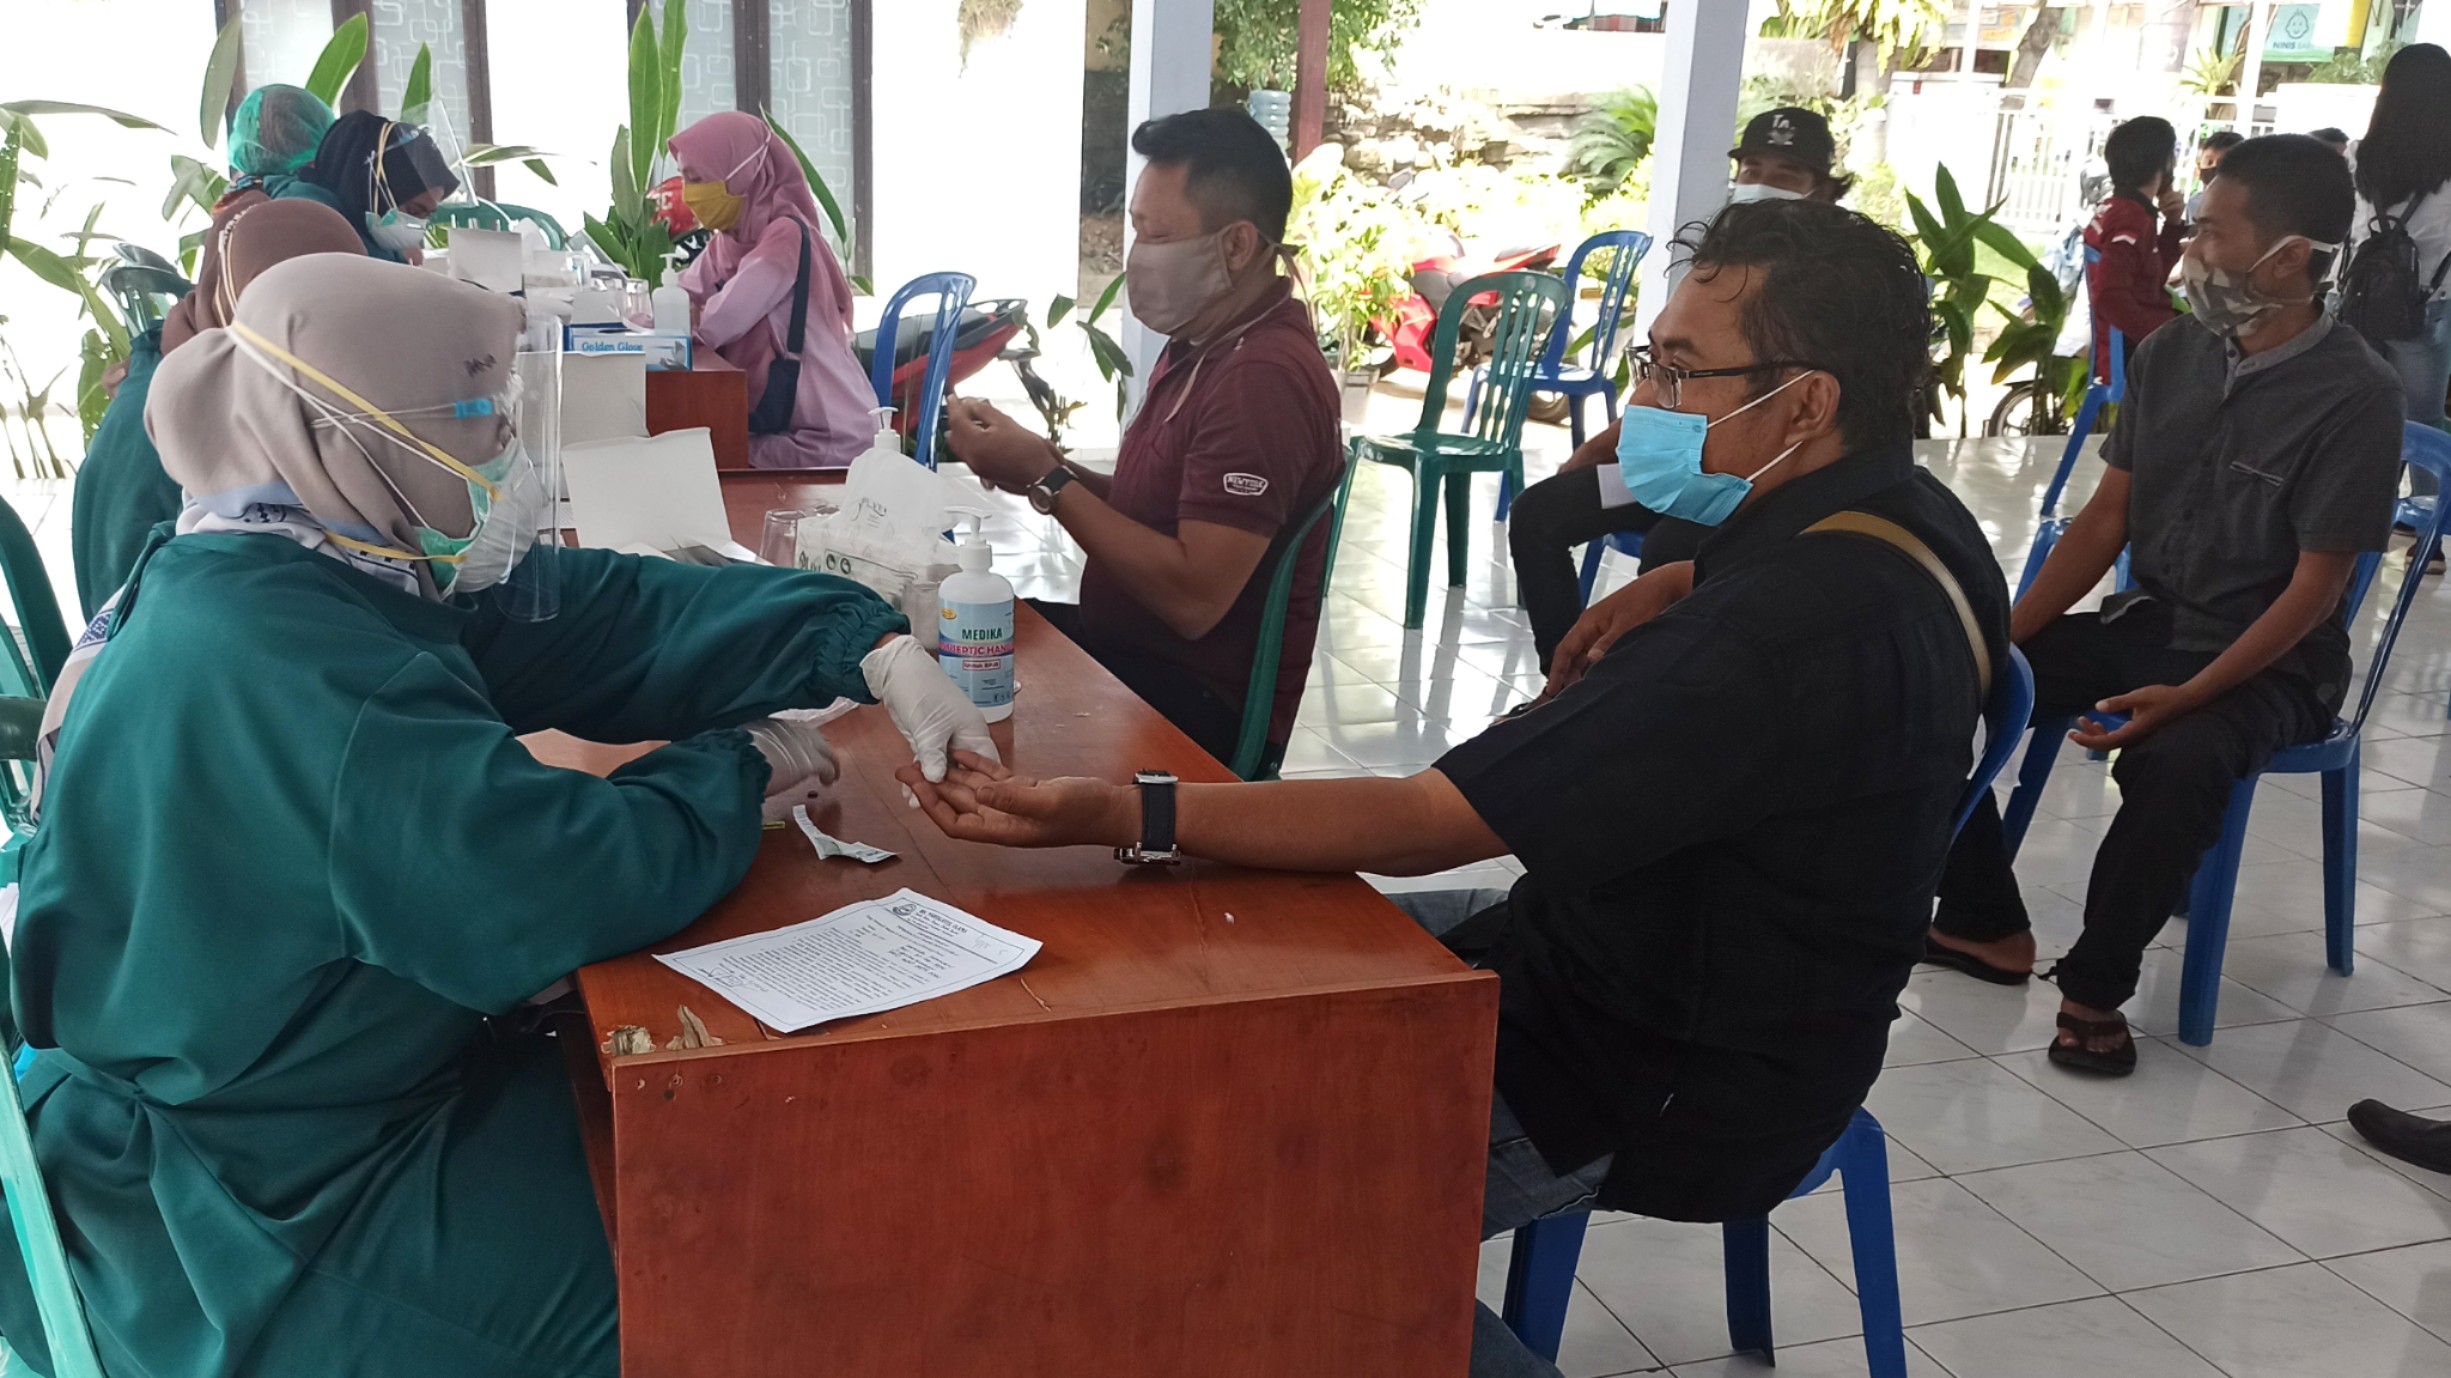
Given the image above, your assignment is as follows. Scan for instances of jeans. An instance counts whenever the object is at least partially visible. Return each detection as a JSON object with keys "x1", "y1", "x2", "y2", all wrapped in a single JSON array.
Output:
[
  {"x1": 1504, "y1": 468, "x2": 1658, "y2": 669},
  {"x1": 1025, "y1": 599, "x2": 1247, "y2": 762},
  {"x1": 2384, "y1": 298, "x2": 2451, "y2": 496},
  {"x1": 1932, "y1": 610, "x2": 2332, "y2": 1010},
  {"x1": 1390, "y1": 888, "x2": 1614, "y2": 1378}
]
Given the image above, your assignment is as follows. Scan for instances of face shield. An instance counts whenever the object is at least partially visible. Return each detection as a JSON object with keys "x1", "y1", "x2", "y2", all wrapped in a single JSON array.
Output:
[{"x1": 494, "y1": 307, "x2": 563, "y2": 620}]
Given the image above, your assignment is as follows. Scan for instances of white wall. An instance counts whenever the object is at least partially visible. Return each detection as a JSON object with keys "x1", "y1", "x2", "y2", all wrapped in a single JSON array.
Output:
[{"x1": 868, "y1": 0, "x2": 1086, "y2": 310}]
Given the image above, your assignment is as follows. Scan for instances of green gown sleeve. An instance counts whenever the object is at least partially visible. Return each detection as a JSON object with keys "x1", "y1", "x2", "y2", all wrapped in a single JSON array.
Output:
[
  {"x1": 460, "y1": 546, "x2": 908, "y2": 743},
  {"x1": 329, "y1": 651, "x2": 771, "y2": 1012},
  {"x1": 71, "y1": 328, "x2": 180, "y2": 619}
]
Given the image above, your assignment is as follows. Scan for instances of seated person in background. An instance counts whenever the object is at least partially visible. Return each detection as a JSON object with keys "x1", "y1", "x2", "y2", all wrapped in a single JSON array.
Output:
[
  {"x1": 908, "y1": 200, "x2": 2007, "y2": 1378},
  {"x1": 670, "y1": 112, "x2": 878, "y2": 469},
  {"x1": 272, "y1": 111, "x2": 458, "y2": 264},
  {"x1": 2185, "y1": 129, "x2": 2244, "y2": 221},
  {"x1": 78, "y1": 200, "x2": 366, "y2": 617},
  {"x1": 2085, "y1": 115, "x2": 2186, "y2": 377},
  {"x1": 946, "y1": 109, "x2": 1342, "y2": 766},
  {"x1": 1927, "y1": 136, "x2": 2403, "y2": 1076},
  {"x1": 1505, "y1": 106, "x2": 1851, "y2": 673},
  {"x1": 2313, "y1": 126, "x2": 2354, "y2": 157},
  {"x1": 219, "y1": 83, "x2": 335, "y2": 200}
]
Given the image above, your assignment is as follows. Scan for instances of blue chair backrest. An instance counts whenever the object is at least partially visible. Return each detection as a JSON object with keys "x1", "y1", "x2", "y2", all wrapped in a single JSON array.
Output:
[
  {"x1": 868, "y1": 271, "x2": 977, "y2": 469},
  {"x1": 1958, "y1": 646, "x2": 2035, "y2": 836},
  {"x1": 2349, "y1": 425, "x2": 2451, "y2": 734},
  {"x1": 1536, "y1": 230, "x2": 1651, "y2": 377},
  {"x1": 2036, "y1": 323, "x2": 2124, "y2": 521}
]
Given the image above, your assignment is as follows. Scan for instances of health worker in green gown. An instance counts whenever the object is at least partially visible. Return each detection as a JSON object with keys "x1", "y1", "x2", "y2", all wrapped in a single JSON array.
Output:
[
  {"x1": 269, "y1": 111, "x2": 457, "y2": 264},
  {"x1": 75, "y1": 198, "x2": 365, "y2": 618},
  {"x1": 0, "y1": 254, "x2": 996, "y2": 1378}
]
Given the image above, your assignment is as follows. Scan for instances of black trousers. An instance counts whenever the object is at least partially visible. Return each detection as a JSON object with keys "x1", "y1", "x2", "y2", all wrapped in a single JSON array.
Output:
[
  {"x1": 1027, "y1": 599, "x2": 1246, "y2": 763},
  {"x1": 1934, "y1": 607, "x2": 2334, "y2": 1011},
  {"x1": 1505, "y1": 466, "x2": 1660, "y2": 668}
]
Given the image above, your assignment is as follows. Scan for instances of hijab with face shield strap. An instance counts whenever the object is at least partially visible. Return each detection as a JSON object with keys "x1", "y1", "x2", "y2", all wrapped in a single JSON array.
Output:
[
  {"x1": 145, "y1": 254, "x2": 522, "y2": 589},
  {"x1": 160, "y1": 196, "x2": 366, "y2": 356}
]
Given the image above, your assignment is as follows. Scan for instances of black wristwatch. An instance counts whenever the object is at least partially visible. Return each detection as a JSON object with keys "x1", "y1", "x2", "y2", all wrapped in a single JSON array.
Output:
[
  {"x1": 1025, "y1": 463, "x2": 1077, "y2": 515},
  {"x1": 1116, "y1": 770, "x2": 1180, "y2": 864}
]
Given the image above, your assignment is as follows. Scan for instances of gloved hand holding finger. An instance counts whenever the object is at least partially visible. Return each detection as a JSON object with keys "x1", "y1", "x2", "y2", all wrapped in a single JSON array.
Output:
[
  {"x1": 743, "y1": 716, "x2": 841, "y2": 799},
  {"x1": 861, "y1": 635, "x2": 1002, "y2": 782}
]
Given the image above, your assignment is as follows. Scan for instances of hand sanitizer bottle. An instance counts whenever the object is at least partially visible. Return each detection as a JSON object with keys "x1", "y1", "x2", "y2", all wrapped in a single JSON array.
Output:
[{"x1": 937, "y1": 511, "x2": 1015, "y2": 722}]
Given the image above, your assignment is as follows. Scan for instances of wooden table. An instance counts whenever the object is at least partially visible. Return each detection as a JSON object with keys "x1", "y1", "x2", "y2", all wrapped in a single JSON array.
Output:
[
  {"x1": 646, "y1": 352, "x2": 750, "y2": 468},
  {"x1": 558, "y1": 479, "x2": 1498, "y2": 1377}
]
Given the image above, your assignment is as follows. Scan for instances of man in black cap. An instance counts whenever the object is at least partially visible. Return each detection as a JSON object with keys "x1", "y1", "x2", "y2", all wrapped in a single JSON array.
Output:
[{"x1": 1506, "y1": 108, "x2": 1851, "y2": 684}]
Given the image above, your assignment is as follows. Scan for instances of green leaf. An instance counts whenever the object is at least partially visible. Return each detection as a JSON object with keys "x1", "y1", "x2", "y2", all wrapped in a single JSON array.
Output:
[
  {"x1": 1047, "y1": 293, "x2": 1075, "y2": 328},
  {"x1": 0, "y1": 110, "x2": 49, "y2": 162},
  {"x1": 0, "y1": 126, "x2": 20, "y2": 248},
  {"x1": 524, "y1": 158, "x2": 557, "y2": 186},
  {"x1": 5, "y1": 235, "x2": 82, "y2": 293},
  {"x1": 1903, "y1": 193, "x2": 1944, "y2": 253},
  {"x1": 1086, "y1": 271, "x2": 1126, "y2": 325},
  {"x1": 609, "y1": 127, "x2": 638, "y2": 215},
  {"x1": 463, "y1": 143, "x2": 553, "y2": 165},
  {"x1": 626, "y1": 6, "x2": 660, "y2": 196},
  {"x1": 402, "y1": 44, "x2": 433, "y2": 124},
  {"x1": 163, "y1": 155, "x2": 227, "y2": 220},
  {"x1": 0, "y1": 101, "x2": 169, "y2": 132},
  {"x1": 200, "y1": 17, "x2": 245, "y2": 148},
  {"x1": 1934, "y1": 164, "x2": 1966, "y2": 223},
  {"x1": 657, "y1": 0, "x2": 687, "y2": 167},
  {"x1": 1970, "y1": 218, "x2": 2040, "y2": 274},
  {"x1": 761, "y1": 111, "x2": 851, "y2": 249},
  {"x1": 305, "y1": 14, "x2": 370, "y2": 108}
]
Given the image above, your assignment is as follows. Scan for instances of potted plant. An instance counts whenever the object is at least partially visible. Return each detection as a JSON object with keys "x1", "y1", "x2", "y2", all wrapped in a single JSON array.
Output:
[{"x1": 1288, "y1": 145, "x2": 1416, "y2": 421}]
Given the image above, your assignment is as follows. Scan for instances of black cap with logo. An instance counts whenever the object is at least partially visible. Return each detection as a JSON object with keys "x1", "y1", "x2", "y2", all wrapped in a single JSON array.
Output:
[{"x1": 1730, "y1": 106, "x2": 1837, "y2": 176}]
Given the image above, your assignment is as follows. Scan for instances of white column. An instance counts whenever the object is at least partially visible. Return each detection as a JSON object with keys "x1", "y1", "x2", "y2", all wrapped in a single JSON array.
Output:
[
  {"x1": 1121, "y1": 0, "x2": 1218, "y2": 411},
  {"x1": 1635, "y1": 0, "x2": 1750, "y2": 338},
  {"x1": 1958, "y1": 0, "x2": 1980, "y2": 75},
  {"x1": 2235, "y1": 3, "x2": 2266, "y2": 133}
]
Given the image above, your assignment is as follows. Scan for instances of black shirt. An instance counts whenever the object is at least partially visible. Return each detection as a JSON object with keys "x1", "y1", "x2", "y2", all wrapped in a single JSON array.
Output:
[
  {"x1": 1436, "y1": 442, "x2": 2010, "y2": 1222},
  {"x1": 2102, "y1": 313, "x2": 2403, "y2": 705}
]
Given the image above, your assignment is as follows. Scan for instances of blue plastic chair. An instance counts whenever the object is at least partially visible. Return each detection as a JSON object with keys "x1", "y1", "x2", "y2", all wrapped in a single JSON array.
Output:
[
  {"x1": 2014, "y1": 325, "x2": 2124, "y2": 601},
  {"x1": 1489, "y1": 232, "x2": 1652, "y2": 524},
  {"x1": 1499, "y1": 648, "x2": 2032, "y2": 1374},
  {"x1": 1575, "y1": 530, "x2": 1645, "y2": 605},
  {"x1": 1998, "y1": 425, "x2": 2451, "y2": 1046},
  {"x1": 868, "y1": 272, "x2": 977, "y2": 470}
]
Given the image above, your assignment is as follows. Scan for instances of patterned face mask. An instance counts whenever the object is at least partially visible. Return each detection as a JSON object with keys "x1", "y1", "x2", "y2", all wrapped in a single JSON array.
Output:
[{"x1": 2175, "y1": 235, "x2": 2335, "y2": 338}]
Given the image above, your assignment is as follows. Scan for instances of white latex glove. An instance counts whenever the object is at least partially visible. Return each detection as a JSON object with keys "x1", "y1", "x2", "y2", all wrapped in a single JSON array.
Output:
[
  {"x1": 861, "y1": 635, "x2": 1001, "y2": 782},
  {"x1": 742, "y1": 716, "x2": 841, "y2": 821}
]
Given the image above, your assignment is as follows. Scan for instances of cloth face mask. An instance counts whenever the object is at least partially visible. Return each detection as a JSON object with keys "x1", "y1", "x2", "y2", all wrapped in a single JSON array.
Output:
[
  {"x1": 682, "y1": 144, "x2": 768, "y2": 233},
  {"x1": 1615, "y1": 371, "x2": 1810, "y2": 527},
  {"x1": 1125, "y1": 229, "x2": 1235, "y2": 336},
  {"x1": 2176, "y1": 235, "x2": 2334, "y2": 338}
]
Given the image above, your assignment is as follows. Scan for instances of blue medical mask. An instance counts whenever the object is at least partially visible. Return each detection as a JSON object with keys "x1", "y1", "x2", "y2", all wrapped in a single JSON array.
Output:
[{"x1": 1615, "y1": 371, "x2": 1809, "y2": 527}]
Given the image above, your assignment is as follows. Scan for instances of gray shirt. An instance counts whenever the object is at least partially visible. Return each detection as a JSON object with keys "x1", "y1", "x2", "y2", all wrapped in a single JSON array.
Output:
[{"x1": 2102, "y1": 312, "x2": 2404, "y2": 698}]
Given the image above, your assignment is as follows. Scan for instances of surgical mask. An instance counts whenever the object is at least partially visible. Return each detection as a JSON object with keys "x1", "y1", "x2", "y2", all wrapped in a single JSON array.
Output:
[
  {"x1": 1125, "y1": 229, "x2": 1235, "y2": 336},
  {"x1": 367, "y1": 210, "x2": 427, "y2": 254},
  {"x1": 681, "y1": 143, "x2": 767, "y2": 233},
  {"x1": 1615, "y1": 372, "x2": 1811, "y2": 527},
  {"x1": 423, "y1": 438, "x2": 544, "y2": 595},
  {"x1": 1729, "y1": 182, "x2": 1807, "y2": 205},
  {"x1": 2175, "y1": 235, "x2": 2335, "y2": 338}
]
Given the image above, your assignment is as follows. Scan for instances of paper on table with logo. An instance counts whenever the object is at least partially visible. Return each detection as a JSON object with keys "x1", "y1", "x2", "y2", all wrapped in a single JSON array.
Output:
[{"x1": 791, "y1": 805, "x2": 896, "y2": 864}]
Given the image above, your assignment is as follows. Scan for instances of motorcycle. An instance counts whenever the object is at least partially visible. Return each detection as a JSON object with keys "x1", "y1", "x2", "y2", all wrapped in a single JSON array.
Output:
[{"x1": 1378, "y1": 231, "x2": 1562, "y2": 379}]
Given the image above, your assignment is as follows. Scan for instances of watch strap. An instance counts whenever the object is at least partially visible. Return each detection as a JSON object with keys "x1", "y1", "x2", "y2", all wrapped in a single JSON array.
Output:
[{"x1": 1117, "y1": 770, "x2": 1180, "y2": 864}]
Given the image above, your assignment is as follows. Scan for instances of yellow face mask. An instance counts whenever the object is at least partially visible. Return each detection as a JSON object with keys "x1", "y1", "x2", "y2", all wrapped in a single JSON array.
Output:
[{"x1": 682, "y1": 180, "x2": 745, "y2": 232}]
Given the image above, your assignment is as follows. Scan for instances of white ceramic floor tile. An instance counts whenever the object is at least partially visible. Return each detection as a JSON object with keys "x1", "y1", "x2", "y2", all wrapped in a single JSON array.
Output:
[
  {"x1": 2321, "y1": 1239, "x2": 2451, "y2": 1342},
  {"x1": 2315, "y1": 1119, "x2": 2451, "y2": 1198},
  {"x1": 2125, "y1": 956, "x2": 2303, "y2": 1036},
  {"x1": 2323, "y1": 1002, "x2": 2451, "y2": 1083},
  {"x1": 1862, "y1": 1058, "x2": 2123, "y2": 1175},
  {"x1": 1571, "y1": 1214, "x2": 1864, "y2": 1367},
  {"x1": 2214, "y1": 932, "x2": 2448, "y2": 1017},
  {"x1": 2126, "y1": 1262, "x2": 2451, "y2": 1378},
  {"x1": 1908, "y1": 1296, "x2": 2224, "y2": 1378},
  {"x1": 1955, "y1": 1151, "x2": 2304, "y2": 1291},
  {"x1": 1896, "y1": 969, "x2": 2066, "y2": 1056},
  {"x1": 1881, "y1": 1011, "x2": 1979, "y2": 1068},
  {"x1": 2179, "y1": 1018, "x2": 2451, "y2": 1122},
  {"x1": 1773, "y1": 1177, "x2": 2103, "y2": 1328},
  {"x1": 1669, "y1": 1334, "x2": 1947, "y2": 1378},
  {"x1": 2149, "y1": 1126, "x2": 2451, "y2": 1258},
  {"x1": 1475, "y1": 1237, "x2": 1660, "y2": 1378},
  {"x1": 2359, "y1": 916, "x2": 2451, "y2": 989},
  {"x1": 1995, "y1": 1040, "x2": 2302, "y2": 1148}
]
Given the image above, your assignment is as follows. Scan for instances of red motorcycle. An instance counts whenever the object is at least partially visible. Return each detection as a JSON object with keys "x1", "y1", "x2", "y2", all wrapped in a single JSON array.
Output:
[{"x1": 1378, "y1": 232, "x2": 1561, "y2": 376}]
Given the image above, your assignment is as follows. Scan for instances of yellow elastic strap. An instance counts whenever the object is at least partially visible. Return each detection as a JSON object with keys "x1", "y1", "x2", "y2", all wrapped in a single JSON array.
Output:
[
  {"x1": 227, "y1": 321, "x2": 500, "y2": 501},
  {"x1": 1804, "y1": 510, "x2": 1992, "y2": 700},
  {"x1": 323, "y1": 531, "x2": 463, "y2": 566}
]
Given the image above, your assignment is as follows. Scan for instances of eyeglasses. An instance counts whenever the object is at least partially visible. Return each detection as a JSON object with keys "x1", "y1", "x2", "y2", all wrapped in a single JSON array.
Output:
[{"x1": 1630, "y1": 346, "x2": 1814, "y2": 410}]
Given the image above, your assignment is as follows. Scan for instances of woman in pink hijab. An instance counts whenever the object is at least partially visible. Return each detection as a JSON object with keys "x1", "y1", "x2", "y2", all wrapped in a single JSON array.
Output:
[{"x1": 670, "y1": 112, "x2": 875, "y2": 469}]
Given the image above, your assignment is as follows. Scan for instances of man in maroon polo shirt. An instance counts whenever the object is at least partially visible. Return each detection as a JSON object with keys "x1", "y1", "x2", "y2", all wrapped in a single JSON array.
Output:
[{"x1": 947, "y1": 108, "x2": 1343, "y2": 766}]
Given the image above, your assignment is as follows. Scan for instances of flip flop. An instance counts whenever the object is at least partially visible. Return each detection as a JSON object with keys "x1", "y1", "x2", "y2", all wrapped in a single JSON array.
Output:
[
  {"x1": 2046, "y1": 1011, "x2": 2137, "y2": 1076},
  {"x1": 1921, "y1": 934, "x2": 2031, "y2": 985}
]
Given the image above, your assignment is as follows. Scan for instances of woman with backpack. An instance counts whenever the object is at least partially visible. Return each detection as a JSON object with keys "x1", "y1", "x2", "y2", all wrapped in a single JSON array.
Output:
[{"x1": 2345, "y1": 43, "x2": 2451, "y2": 493}]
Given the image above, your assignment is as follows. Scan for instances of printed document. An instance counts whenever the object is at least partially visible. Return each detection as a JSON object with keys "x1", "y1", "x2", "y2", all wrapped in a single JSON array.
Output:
[{"x1": 656, "y1": 888, "x2": 1041, "y2": 1032}]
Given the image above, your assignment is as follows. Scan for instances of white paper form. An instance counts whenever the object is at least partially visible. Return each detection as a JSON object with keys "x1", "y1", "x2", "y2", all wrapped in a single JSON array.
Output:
[{"x1": 654, "y1": 888, "x2": 1041, "y2": 1033}]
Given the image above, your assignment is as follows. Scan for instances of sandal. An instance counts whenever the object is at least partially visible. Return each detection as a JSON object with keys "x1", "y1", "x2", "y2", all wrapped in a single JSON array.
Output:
[
  {"x1": 1920, "y1": 934, "x2": 2032, "y2": 985},
  {"x1": 2047, "y1": 1011, "x2": 2137, "y2": 1076}
]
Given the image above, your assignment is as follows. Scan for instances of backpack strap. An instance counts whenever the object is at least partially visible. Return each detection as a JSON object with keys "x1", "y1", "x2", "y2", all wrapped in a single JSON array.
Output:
[{"x1": 1804, "y1": 511, "x2": 1992, "y2": 701}]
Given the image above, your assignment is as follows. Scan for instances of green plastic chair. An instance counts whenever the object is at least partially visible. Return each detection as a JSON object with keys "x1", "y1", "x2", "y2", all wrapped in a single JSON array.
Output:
[
  {"x1": 1227, "y1": 450, "x2": 1361, "y2": 781},
  {"x1": 0, "y1": 493, "x2": 71, "y2": 838},
  {"x1": 98, "y1": 266, "x2": 190, "y2": 337},
  {"x1": 0, "y1": 1046, "x2": 104, "y2": 1378},
  {"x1": 432, "y1": 201, "x2": 567, "y2": 249},
  {"x1": 1350, "y1": 270, "x2": 1570, "y2": 628}
]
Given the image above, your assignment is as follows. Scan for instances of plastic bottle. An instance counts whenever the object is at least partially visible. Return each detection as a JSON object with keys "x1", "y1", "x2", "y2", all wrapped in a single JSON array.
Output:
[
  {"x1": 936, "y1": 511, "x2": 1015, "y2": 722},
  {"x1": 651, "y1": 280, "x2": 692, "y2": 334}
]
